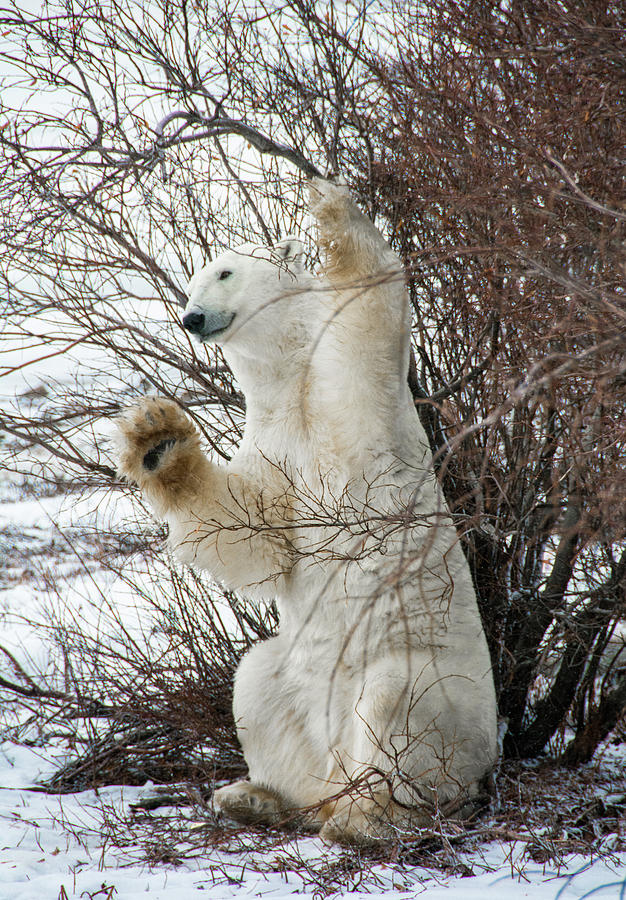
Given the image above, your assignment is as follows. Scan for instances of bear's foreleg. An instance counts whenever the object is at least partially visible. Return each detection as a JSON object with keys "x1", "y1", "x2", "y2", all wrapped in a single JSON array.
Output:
[
  {"x1": 114, "y1": 397, "x2": 292, "y2": 591},
  {"x1": 218, "y1": 637, "x2": 337, "y2": 824},
  {"x1": 308, "y1": 178, "x2": 412, "y2": 426},
  {"x1": 308, "y1": 177, "x2": 402, "y2": 284}
]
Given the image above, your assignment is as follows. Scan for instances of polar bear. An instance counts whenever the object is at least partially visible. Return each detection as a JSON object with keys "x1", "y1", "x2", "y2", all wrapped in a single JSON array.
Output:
[{"x1": 115, "y1": 178, "x2": 498, "y2": 845}]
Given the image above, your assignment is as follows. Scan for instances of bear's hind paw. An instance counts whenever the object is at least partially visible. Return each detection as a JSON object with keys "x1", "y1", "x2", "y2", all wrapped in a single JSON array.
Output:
[
  {"x1": 319, "y1": 812, "x2": 397, "y2": 848},
  {"x1": 213, "y1": 781, "x2": 287, "y2": 827}
]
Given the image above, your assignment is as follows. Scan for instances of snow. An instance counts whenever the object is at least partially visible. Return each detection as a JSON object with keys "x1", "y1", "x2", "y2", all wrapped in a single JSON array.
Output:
[{"x1": 0, "y1": 740, "x2": 624, "y2": 900}]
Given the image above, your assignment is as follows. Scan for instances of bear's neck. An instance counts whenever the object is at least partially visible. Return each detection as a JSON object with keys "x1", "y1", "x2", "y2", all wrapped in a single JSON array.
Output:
[{"x1": 224, "y1": 346, "x2": 307, "y2": 434}]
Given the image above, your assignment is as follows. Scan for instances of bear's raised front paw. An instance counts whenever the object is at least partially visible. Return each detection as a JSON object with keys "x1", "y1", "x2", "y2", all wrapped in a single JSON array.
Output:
[
  {"x1": 213, "y1": 781, "x2": 286, "y2": 826},
  {"x1": 114, "y1": 396, "x2": 199, "y2": 486},
  {"x1": 308, "y1": 176, "x2": 352, "y2": 223}
]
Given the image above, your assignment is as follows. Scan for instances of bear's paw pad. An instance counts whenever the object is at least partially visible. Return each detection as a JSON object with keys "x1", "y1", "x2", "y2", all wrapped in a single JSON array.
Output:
[{"x1": 142, "y1": 438, "x2": 177, "y2": 471}]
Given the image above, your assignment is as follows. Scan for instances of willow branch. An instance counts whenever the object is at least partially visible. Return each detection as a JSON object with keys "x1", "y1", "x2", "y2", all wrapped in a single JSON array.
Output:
[{"x1": 153, "y1": 110, "x2": 324, "y2": 180}]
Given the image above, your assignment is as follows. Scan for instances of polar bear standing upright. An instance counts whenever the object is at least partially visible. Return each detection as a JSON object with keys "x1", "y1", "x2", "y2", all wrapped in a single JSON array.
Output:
[{"x1": 115, "y1": 178, "x2": 498, "y2": 845}]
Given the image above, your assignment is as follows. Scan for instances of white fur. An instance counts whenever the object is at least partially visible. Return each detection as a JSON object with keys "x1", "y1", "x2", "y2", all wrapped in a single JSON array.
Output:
[{"x1": 119, "y1": 179, "x2": 498, "y2": 841}]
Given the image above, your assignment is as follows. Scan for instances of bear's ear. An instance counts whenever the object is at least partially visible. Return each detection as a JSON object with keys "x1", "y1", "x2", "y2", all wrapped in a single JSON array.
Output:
[{"x1": 273, "y1": 236, "x2": 305, "y2": 270}]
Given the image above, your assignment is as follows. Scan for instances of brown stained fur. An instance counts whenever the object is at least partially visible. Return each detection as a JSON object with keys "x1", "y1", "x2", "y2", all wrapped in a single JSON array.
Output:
[
  {"x1": 116, "y1": 397, "x2": 209, "y2": 510},
  {"x1": 309, "y1": 180, "x2": 400, "y2": 289},
  {"x1": 310, "y1": 181, "x2": 362, "y2": 280}
]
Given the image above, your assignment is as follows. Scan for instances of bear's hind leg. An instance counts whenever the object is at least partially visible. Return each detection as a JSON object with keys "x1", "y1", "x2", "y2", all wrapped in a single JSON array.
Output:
[
  {"x1": 319, "y1": 653, "x2": 462, "y2": 846},
  {"x1": 220, "y1": 636, "x2": 336, "y2": 827}
]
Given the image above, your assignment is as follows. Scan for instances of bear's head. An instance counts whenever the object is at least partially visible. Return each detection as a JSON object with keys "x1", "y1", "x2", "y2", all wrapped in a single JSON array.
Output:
[{"x1": 182, "y1": 238, "x2": 307, "y2": 355}]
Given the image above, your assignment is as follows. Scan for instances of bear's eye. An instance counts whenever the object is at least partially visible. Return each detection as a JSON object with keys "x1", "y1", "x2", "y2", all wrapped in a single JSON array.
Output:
[{"x1": 218, "y1": 270, "x2": 232, "y2": 281}]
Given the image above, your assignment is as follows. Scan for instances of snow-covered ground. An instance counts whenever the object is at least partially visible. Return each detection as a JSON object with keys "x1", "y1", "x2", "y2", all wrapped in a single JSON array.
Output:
[{"x1": 0, "y1": 734, "x2": 624, "y2": 899}]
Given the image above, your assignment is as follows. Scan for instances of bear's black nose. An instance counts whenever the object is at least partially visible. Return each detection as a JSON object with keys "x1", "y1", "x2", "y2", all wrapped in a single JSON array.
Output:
[{"x1": 183, "y1": 311, "x2": 205, "y2": 334}]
